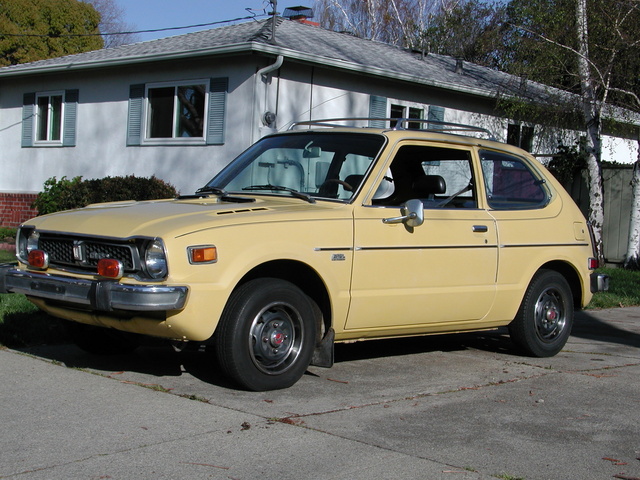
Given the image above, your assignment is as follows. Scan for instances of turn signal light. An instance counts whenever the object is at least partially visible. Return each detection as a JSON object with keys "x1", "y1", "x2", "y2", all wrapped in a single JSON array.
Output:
[
  {"x1": 97, "y1": 258, "x2": 123, "y2": 279},
  {"x1": 188, "y1": 246, "x2": 217, "y2": 264},
  {"x1": 28, "y1": 250, "x2": 49, "y2": 269}
]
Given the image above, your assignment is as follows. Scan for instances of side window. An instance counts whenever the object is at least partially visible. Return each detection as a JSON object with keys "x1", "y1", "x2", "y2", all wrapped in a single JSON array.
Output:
[
  {"x1": 372, "y1": 145, "x2": 476, "y2": 208},
  {"x1": 127, "y1": 78, "x2": 228, "y2": 146},
  {"x1": 480, "y1": 150, "x2": 549, "y2": 210},
  {"x1": 22, "y1": 90, "x2": 78, "y2": 147}
]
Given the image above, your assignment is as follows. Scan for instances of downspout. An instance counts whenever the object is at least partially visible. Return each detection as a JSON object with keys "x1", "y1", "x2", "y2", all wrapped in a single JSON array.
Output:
[{"x1": 252, "y1": 55, "x2": 284, "y2": 142}]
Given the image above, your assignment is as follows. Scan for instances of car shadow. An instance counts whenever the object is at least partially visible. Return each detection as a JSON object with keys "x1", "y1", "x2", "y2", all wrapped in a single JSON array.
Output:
[
  {"x1": 21, "y1": 312, "x2": 634, "y2": 390},
  {"x1": 572, "y1": 310, "x2": 640, "y2": 348}
]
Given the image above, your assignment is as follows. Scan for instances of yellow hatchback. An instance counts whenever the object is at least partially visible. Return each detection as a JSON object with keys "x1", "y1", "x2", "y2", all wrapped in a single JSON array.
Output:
[{"x1": 1, "y1": 119, "x2": 608, "y2": 391}]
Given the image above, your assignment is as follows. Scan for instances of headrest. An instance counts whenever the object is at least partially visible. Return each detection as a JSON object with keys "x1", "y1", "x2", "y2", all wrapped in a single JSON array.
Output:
[{"x1": 412, "y1": 175, "x2": 446, "y2": 196}]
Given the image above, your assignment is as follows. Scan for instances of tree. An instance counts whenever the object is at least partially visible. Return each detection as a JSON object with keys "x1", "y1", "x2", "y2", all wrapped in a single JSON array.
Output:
[
  {"x1": 419, "y1": 0, "x2": 507, "y2": 67},
  {"x1": 501, "y1": 0, "x2": 640, "y2": 265},
  {"x1": 0, "y1": 0, "x2": 103, "y2": 66},
  {"x1": 86, "y1": 0, "x2": 140, "y2": 47},
  {"x1": 313, "y1": 0, "x2": 442, "y2": 48}
]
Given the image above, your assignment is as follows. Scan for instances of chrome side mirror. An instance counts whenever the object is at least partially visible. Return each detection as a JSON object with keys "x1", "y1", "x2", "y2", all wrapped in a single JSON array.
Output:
[{"x1": 382, "y1": 199, "x2": 424, "y2": 227}]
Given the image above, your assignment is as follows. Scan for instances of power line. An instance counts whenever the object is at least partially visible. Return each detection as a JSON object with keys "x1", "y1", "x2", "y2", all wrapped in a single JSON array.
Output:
[{"x1": 0, "y1": 13, "x2": 268, "y2": 38}]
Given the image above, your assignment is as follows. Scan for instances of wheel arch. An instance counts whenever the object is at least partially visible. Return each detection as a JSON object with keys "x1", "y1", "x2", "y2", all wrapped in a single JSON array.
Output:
[
  {"x1": 538, "y1": 260, "x2": 583, "y2": 308},
  {"x1": 236, "y1": 260, "x2": 332, "y2": 338}
]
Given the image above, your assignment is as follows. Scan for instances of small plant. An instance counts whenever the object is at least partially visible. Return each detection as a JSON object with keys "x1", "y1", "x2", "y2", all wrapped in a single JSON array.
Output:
[{"x1": 32, "y1": 175, "x2": 178, "y2": 216}]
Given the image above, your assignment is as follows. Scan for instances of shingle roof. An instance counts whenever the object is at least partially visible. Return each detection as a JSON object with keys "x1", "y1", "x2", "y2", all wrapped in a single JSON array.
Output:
[{"x1": 0, "y1": 17, "x2": 563, "y2": 104}]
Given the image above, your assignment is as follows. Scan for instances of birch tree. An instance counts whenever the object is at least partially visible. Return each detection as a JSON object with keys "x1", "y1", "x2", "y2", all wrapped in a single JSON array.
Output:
[{"x1": 497, "y1": 0, "x2": 640, "y2": 265}]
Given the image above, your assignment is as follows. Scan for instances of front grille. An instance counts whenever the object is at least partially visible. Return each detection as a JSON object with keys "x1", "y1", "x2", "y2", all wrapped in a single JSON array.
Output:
[{"x1": 39, "y1": 235, "x2": 138, "y2": 273}]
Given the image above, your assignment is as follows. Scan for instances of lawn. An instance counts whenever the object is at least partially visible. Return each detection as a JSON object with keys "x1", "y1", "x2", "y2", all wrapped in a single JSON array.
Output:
[{"x1": 1, "y1": 245, "x2": 638, "y2": 347}]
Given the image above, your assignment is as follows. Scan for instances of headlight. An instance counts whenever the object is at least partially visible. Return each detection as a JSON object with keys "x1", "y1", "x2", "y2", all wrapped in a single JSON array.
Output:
[
  {"x1": 145, "y1": 239, "x2": 168, "y2": 279},
  {"x1": 16, "y1": 227, "x2": 38, "y2": 263}
]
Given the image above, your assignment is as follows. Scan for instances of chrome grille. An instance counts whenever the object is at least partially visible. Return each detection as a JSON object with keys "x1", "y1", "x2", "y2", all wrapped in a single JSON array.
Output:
[{"x1": 39, "y1": 236, "x2": 137, "y2": 272}]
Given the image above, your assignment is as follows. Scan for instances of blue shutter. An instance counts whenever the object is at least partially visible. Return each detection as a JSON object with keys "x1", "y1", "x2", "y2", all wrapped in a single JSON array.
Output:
[
  {"x1": 63, "y1": 89, "x2": 79, "y2": 147},
  {"x1": 22, "y1": 93, "x2": 35, "y2": 148},
  {"x1": 127, "y1": 84, "x2": 145, "y2": 146},
  {"x1": 206, "y1": 77, "x2": 228, "y2": 145},
  {"x1": 368, "y1": 95, "x2": 387, "y2": 128},
  {"x1": 428, "y1": 105, "x2": 445, "y2": 129}
]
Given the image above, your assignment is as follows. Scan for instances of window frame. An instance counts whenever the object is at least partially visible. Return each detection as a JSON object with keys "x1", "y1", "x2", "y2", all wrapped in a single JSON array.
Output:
[
  {"x1": 142, "y1": 79, "x2": 210, "y2": 145},
  {"x1": 22, "y1": 89, "x2": 78, "y2": 148},
  {"x1": 34, "y1": 91, "x2": 64, "y2": 145}
]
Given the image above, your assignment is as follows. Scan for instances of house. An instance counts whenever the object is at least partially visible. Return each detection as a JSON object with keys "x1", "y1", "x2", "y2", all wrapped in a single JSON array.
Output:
[{"x1": 1, "y1": 12, "x2": 638, "y2": 234}]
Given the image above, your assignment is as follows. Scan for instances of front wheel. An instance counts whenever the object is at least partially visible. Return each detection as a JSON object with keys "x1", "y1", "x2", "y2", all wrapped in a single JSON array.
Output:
[
  {"x1": 508, "y1": 270, "x2": 574, "y2": 357},
  {"x1": 214, "y1": 278, "x2": 317, "y2": 391}
]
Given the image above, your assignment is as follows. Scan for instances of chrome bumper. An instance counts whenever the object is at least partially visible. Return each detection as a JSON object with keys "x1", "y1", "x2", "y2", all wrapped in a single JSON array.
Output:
[
  {"x1": 590, "y1": 272, "x2": 609, "y2": 293},
  {"x1": 0, "y1": 264, "x2": 188, "y2": 312}
]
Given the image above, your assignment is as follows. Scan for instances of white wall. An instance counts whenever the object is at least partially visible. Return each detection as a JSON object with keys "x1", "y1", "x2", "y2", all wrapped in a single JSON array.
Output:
[{"x1": 0, "y1": 57, "x2": 258, "y2": 195}]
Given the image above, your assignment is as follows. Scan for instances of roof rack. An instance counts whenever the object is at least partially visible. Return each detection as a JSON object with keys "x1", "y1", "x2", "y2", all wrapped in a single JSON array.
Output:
[{"x1": 289, "y1": 117, "x2": 496, "y2": 141}]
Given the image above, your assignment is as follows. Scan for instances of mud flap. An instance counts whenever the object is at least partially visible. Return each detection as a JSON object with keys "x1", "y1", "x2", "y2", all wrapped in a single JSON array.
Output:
[{"x1": 311, "y1": 327, "x2": 334, "y2": 368}]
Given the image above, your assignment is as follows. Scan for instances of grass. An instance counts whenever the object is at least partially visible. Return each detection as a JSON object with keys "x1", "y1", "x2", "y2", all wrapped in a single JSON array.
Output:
[
  {"x1": 0, "y1": 254, "x2": 639, "y2": 347},
  {"x1": 586, "y1": 267, "x2": 640, "y2": 309},
  {"x1": 0, "y1": 248, "x2": 69, "y2": 347}
]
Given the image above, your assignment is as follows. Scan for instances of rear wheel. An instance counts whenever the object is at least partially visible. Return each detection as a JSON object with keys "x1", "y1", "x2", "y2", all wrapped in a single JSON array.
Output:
[
  {"x1": 214, "y1": 278, "x2": 317, "y2": 391},
  {"x1": 508, "y1": 270, "x2": 574, "y2": 357}
]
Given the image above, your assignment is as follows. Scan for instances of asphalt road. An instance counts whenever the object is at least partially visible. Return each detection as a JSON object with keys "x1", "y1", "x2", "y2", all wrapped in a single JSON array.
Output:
[{"x1": 1, "y1": 307, "x2": 639, "y2": 480}]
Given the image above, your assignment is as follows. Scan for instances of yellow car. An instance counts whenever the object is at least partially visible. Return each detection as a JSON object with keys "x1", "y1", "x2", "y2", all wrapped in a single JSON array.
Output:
[{"x1": 1, "y1": 119, "x2": 608, "y2": 391}]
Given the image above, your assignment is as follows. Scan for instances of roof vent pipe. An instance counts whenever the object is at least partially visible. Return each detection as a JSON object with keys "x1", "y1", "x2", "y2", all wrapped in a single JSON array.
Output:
[{"x1": 455, "y1": 58, "x2": 464, "y2": 75}]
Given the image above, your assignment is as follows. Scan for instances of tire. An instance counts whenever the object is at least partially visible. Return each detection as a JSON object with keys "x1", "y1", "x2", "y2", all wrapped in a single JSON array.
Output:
[
  {"x1": 508, "y1": 270, "x2": 574, "y2": 357},
  {"x1": 65, "y1": 321, "x2": 141, "y2": 355},
  {"x1": 214, "y1": 278, "x2": 317, "y2": 391}
]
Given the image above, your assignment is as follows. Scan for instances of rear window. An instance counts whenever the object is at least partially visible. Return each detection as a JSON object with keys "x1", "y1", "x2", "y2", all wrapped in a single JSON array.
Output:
[{"x1": 480, "y1": 150, "x2": 549, "y2": 210}]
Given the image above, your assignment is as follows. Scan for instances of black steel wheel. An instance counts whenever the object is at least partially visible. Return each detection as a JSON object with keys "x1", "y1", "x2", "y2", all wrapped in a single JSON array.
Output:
[
  {"x1": 509, "y1": 269, "x2": 574, "y2": 357},
  {"x1": 214, "y1": 278, "x2": 317, "y2": 391}
]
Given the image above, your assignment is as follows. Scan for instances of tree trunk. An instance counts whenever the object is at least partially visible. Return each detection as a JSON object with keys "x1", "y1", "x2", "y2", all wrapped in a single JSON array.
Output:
[
  {"x1": 577, "y1": 0, "x2": 606, "y2": 265},
  {"x1": 625, "y1": 143, "x2": 640, "y2": 269}
]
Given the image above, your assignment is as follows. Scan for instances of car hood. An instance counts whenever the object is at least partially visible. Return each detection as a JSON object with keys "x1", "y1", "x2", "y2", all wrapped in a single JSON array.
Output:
[{"x1": 24, "y1": 196, "x2": 348, "y2": 239}]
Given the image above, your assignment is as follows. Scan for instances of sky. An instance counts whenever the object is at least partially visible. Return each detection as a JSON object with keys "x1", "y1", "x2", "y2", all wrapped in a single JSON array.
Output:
[{"x1": 120, "y1": 0, "x2": 313, "y2": 42}]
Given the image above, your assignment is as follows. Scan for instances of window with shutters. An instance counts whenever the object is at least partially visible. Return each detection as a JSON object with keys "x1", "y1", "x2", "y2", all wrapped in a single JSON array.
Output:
[
  {"x1": 127, "y1": 78, "x2": 227, "y2": 146},
  {"x1": 22, "y1": 90, "x2": 78, "y2": 148}
]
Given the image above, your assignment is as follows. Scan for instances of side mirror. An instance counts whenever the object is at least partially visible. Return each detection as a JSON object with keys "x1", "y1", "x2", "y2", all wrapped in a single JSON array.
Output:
[{"x1": 382, "y1": 199, "x2": 424, "y2": 227}]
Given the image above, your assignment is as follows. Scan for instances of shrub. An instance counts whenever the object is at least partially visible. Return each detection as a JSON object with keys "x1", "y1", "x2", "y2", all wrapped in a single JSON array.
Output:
[{"x1": 33, "y1": 175, "x2": 177, "y2": 215}]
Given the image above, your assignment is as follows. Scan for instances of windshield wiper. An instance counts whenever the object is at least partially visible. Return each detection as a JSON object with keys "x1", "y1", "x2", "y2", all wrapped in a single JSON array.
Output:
[
  {"x1": 195, "y1": 186, "x2": 227, "y2": 196},
  {"x1": 242, "y1": 185, "x2": 315, "y2": 204},
  {"x1": 179, "y1": 186, "x2": 255, "y2": 203}
]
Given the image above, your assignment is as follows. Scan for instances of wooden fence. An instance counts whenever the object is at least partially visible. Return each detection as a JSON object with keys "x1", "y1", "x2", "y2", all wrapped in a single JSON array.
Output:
[{"x1": 565, "y1": 165, "x2": 633, "y2": 264}]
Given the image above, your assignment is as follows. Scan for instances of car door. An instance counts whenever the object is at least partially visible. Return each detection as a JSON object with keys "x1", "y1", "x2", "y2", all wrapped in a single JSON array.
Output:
[{"x1": 345, "y1": 142, "x2": 498, "y2": 332}]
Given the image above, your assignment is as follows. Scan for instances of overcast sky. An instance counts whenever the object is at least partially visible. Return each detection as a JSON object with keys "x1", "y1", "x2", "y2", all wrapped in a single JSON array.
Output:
[{"x1": 121, "y1": 0, "x2": 313, "y2": 42}]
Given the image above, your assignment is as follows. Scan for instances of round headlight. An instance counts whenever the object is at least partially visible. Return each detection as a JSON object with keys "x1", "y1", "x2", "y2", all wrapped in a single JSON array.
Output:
[
  {"x1": 145, "y1": 240, "x2": 168, "y2": 279},
  {"x1": 17, "y1": 228, "x2": 38, "y2": 263}
]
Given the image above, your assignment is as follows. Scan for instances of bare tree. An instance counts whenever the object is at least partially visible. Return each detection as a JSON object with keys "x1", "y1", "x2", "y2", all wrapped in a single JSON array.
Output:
[
  {"x1": 87, "y1": 0, "x2": 140, "y2": 47},
  {"x1": 313, "y1": 0, "x2": 445, "y2": 47}
]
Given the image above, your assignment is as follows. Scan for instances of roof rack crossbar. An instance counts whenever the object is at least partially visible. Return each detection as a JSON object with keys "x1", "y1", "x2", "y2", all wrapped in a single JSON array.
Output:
[{"x1": 288, "y1": 117, "x2": 495, "y2": 140}]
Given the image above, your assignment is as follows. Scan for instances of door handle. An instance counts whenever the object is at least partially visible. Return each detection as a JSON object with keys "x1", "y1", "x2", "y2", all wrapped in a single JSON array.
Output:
[{"x1": 473, "y1": 225, "x2": 488, "y2": 233}]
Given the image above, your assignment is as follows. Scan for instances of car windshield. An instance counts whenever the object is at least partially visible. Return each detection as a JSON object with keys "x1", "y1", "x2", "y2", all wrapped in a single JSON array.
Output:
[{"x1": 206, "y1": 132, "x2": 386, "y2": 202}]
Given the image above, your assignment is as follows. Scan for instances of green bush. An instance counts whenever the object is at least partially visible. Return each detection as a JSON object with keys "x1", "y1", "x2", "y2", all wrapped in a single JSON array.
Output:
[{"x1": 33, "y1": 175, "x2": 178, "y2": 215}]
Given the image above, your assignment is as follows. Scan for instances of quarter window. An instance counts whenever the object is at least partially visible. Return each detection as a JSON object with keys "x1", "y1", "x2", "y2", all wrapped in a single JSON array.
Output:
[{"x1": 480, "y1": 150, "x2": 549, "y2": 210}]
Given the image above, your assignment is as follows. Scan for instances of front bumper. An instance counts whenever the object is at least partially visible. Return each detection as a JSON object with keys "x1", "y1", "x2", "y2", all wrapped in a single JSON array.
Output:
[
  {"x1": 0, "y1": 263, "x2": 188, "y2": 312},
  {"x1": 590, "y1": 272, "x2": 609, "y2": 293}
]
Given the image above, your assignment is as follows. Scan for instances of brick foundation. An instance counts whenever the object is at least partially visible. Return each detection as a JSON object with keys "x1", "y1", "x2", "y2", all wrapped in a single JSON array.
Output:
[{"x1": 0, "y1": 193, "x2": 39, "y2": 228}]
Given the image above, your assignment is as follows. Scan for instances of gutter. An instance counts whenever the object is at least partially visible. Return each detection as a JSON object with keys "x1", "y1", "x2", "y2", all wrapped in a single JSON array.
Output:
[{"x1": 252, "y1": 55, "x2": 284, "y2": 142}]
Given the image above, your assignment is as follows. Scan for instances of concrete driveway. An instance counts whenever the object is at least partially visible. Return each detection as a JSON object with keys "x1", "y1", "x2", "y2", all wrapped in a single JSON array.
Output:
[{"x1": 1, "y1": 307, "x2": 639, "y2": 480}]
